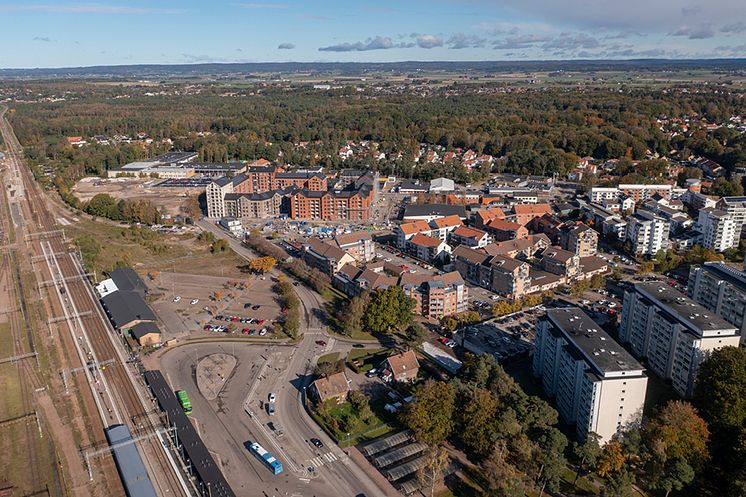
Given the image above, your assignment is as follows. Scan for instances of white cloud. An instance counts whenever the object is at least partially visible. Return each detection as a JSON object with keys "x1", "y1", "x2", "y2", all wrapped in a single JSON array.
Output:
[
  {"x1": 319, "y1": 36, "x2": 411, "y2": 52},
  {"x1": 231, "y1": 2, "x2": 288, "y2": 9},
  {"x1": 416, "y1": 34, "x2": 443, "y2": 49}
]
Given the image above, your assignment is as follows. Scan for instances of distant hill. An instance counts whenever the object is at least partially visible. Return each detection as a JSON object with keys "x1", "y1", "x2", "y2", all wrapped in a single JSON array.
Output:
[{"x1": 1, "y1": 59, "x2": 746, "y2": 79}]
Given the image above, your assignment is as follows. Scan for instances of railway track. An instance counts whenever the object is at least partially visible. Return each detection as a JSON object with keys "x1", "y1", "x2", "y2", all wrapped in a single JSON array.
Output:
[{"x1": 1, "y1": 108, "x2": 190, "y2": 497}]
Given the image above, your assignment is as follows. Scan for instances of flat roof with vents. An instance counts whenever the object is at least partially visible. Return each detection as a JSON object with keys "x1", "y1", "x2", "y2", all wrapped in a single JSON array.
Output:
[
  {"x1": 546, "y1": 307, "x2": 644, "y2": 376},
  {"x1": 634, "y1": 281, "x2": 736, "y2": 336}
]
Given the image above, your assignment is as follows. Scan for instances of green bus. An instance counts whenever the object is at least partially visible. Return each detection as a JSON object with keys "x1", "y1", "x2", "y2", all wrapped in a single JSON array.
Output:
[{"x1": 176, "y1": 390, "x2": 192, "y2": 414}]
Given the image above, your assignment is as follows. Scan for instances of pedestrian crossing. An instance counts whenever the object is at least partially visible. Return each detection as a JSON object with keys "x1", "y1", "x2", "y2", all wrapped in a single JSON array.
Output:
[{"x1": 308, "y1": 451, "x2": 339, "y2": 467}]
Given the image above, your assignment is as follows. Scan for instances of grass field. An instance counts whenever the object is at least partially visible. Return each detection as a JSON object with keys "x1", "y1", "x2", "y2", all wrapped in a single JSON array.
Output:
[
  {"x1": 67, "y1": 218, "x2": 248, "y2": 278},
  {"x1": 0, "y1": 323, "x2": 57, "y2": 495}
]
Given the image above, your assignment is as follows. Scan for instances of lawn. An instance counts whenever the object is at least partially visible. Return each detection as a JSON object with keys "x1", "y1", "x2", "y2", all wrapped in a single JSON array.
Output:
[
  {"x1": 347, "y1": 348, "x2": 387, "y2": 373},
  {"x1": 317, "y1": 352, "x2": 340, "y2": 365},
  {"x1": 312, "y1": 398, "x2": 396, "y2": 448}
]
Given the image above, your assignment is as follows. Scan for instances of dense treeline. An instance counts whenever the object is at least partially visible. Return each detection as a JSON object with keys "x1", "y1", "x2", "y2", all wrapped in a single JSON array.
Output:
[{"x1": 7, "y1": 83, "x2": 746, "y2": 191}]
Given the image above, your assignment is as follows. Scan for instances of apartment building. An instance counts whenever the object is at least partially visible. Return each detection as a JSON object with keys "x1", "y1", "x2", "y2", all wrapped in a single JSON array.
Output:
[
  {"x1": 406, "y1": 233, "x2": 451, "y2": 263},
  {"x1": 560, "y1": 223, "x2": 598, "y2": 257},
  {"x1": 400, "y1": 271, "x2": 468, "y2": 318},
  {"x1": 223, "y1": 191, "x2": 284, "y2": 219},
  {"x1": 512, "y1": 203, "x2": 553, "y2": 226},
  {"x1": 394, "y1": 221, "x2": 432, "y2": 248},
  {"x1": 619, "y1": 282, "x2": 739, "y2": 397},
  {"x1": 244, "y1": 163, "x2": 280, "y2": 193},
  {"x1": 483, "y1": 218, "x2": 528, "y2": 242},
  {"x1": 716, "y1": 196, "x2": 746, "y2": 236},
  {"x1": 333, "y1": 231, "x2": 376, "y2": 262},
  {"x1": 451, "y1": 246, "x2": 532, "y2": 300},
  {"x1": 697, "y1": 208, "x2": 739, "y2": 252},
  {"x1": 688, "y1": 262, "x2": 746, "y2": 344},
  {"x1": 302, "y1": 238, "x2": 356, "y2": 276},
  {"x1": 624, "y1": 210, "x2": 670, "y2": 256},
  {"x1": 590, "y1": 184, "x2": 673, "y2": 204},
  {"x1": 429, "y1": 215, "x2": 463, "y2": 241},
  {"x1": 533, "y1": 307, "x2": 647, "y2": 443},
  {"x1": 272, "y1": 172, "x2": 327, "y2": 191},
  {"x1": 449, "y1": 226, "x2": 492, "y2": 248},
  {"x1": 288, "y1": 187, "x2": 372, "y2": 221},
  {"x1": 540, "y1": 246, "x2": 580, "y2": 279},
  {"x1": 206, "y1": 173, "x2": 250, "y2": 218}
]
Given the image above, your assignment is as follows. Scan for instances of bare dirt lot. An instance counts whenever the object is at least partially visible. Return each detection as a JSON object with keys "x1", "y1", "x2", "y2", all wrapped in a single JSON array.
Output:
[
  {"x1": 145, "y1": 271, "x2": 282, "y2": 341},
  {"x1": 72, "y1": 177, "x2": 202, "y2": 216}
]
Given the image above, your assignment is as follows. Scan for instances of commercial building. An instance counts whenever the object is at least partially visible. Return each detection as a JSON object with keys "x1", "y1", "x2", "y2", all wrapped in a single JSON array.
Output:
[
  {"x1": 688, "y1": 262, "x2": 746, "y2": 344},
  {"x1": 619, "y1": 282, "x2": 739, "y2": 397},
  {"x1": 401, "y1": 204, "x2": 466, "y2": 222},
  {"x1": 533, "y1": 307, "x2": 647, "y2": 443},
  {"x1": 400, "y1": 271, "x2": 468, "y2": 318},
  {"x1": 624, "y1": 210, "x2": 670, "y2": 256},
  {"x1": 697, "y1": 208, "x2": 739, "y2": 252}
]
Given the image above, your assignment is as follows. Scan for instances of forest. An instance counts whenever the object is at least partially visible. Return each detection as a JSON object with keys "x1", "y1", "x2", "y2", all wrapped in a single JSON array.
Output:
[{"x1": 5, "y1": 81, "x2": 746, "y2": 199}]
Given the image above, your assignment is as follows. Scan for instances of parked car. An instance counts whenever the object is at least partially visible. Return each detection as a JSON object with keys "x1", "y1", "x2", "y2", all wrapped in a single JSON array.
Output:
[
  {"x1": 173, "y1": 295, "x2": 181, "y2": 303},
  {"x1": 259, "y1": 328, "x2": 267, "y2": 336},
  {"x1": 268, "y1": 393, "x2": 276, "y2": 403},
  {"x1": 190, "y1": 299, "x2": 199, "y2": 305},
  {"x1": 315, "y1": 340, "x2": 327, "y2": 346}
]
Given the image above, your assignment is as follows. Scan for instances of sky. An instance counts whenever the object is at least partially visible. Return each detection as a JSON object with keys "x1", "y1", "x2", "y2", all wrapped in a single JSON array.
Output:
[{"x1": 0, "y1": 0, "x2": 745, "y2": 68}]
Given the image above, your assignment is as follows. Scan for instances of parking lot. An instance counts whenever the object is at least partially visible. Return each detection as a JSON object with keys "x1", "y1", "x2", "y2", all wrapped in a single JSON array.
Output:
[
  {"x1": 147, "y1": 271, "x2": 282, "y2": 340},
  {"x1": 457, "y1": 322, "x2": 534, "y2": 364},
  {"x1": 375, "y1": 243, "x2": 441, "y2": 277}
]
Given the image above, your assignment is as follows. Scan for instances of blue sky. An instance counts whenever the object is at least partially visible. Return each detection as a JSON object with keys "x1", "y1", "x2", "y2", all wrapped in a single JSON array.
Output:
[{"x1": 1, "y1": 0, "x2": 745, "y2": 68}]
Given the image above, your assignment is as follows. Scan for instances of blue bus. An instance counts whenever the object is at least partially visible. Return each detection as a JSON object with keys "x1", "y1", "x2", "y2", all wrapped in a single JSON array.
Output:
[{"x1": 248, "y1": 442, "x2": 283, "y2": 475}]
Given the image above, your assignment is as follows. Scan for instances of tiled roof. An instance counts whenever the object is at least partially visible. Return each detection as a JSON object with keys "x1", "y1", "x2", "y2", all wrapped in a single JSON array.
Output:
[{"x1": 409, "y1": 233, "x2": 443, "y2": 248}]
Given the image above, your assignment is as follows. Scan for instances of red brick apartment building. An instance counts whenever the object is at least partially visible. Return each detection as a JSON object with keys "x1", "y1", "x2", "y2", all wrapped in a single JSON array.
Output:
[{"x1": 289, "y1": 188, "x2": 372, "y2": 221}]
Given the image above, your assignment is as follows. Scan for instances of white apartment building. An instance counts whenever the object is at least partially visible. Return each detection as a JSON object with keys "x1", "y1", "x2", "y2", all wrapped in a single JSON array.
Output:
[
  {"x1": 590, "y1": 184, "x2": 673, "y2": 204},
  {"x1": 533, "y1": 308, "x2": 647, "y2": 443},
  {"x1": 697, "y1": 208, "x2": 739, "y2": 252},
  {"x1": 206, "y1": 176, "x2": 238, "y2": 218},
  {"x1": 716, "y1": 196, "x2": 746, "y2": 236},
  {"x1": 688, "y1": 262, "x2": 746, "y2": 344},
  {"x1": 619, "y1": 282, "x2": 739, "y2": 397},
  {"x1": 624, "y1": 210, "x2": 670, "y2": 256}
]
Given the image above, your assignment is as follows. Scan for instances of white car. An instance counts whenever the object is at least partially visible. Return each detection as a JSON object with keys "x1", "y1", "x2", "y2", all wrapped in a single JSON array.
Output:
[
  {"x1": 173, "y1": 295, "x2": 181, "y2": 303},
  {"x1": 190, "y1": 299, "x2": 199, "y2": 305},
  {"x1": 608, "y1": 302, "x2": 617, "y2": 308},
  {"x1": 268, "y1": 393, "x2": 276, "y2": 403}
]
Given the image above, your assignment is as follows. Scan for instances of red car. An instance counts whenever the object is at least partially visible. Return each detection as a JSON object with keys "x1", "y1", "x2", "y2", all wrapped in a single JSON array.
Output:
[
  {"x1": 242, "y1": 328, "x2": 250, "y2": 334},
  {"x1": 231, "y1": 316, "x2": 239, "y2": 322},
  {"x1": 438, "y1": 337, "x2": 448, "y2": 344},
  {"x1": 257, "y1": 319, "x2": 265, "y2": 325}
]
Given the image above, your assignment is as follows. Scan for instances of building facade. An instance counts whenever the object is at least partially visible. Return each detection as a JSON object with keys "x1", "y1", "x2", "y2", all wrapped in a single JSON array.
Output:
[
  {"x1": 688, "y1": 262, "x2": 746, "y2": 344},
  {"x1": 400, "y1": 271, "x2": 468, "y2": 318},
  {"x1": 619, "y1": 282, "x2": 739, "y2": 397},
  {"x1": 624, "y1": 210, "x2": 670, "y2": 256},
  {"x1": 697, "y1": 208, "x2": 739, "y2": 252},
  {"x1": 533, "y1": 307, "x2": 647, "y2": 443}
]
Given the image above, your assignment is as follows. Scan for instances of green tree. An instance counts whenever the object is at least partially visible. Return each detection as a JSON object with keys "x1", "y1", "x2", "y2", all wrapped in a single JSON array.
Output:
[
  {"x1": 340, "y1": 294, "x2": 370, "y2": 337},
  {"x1": 694, "y1": 346, "x2": 746, "y2": 433},
  {"x1": 211, "y1": 239, "x2": 229, "y2": 253},
  {"x1": 400, "y1": 380, "x2": 456, "y2": 445},
  {"x1": 365, "y1": 286, "x2": 415, "y2": 334},
  {"x1": 644, "y1": 400, "x2": 710, "y2": 470},
  {"x1": 534, "y1": 427, "x2": 567, "y2": 495},
  {"x1": 652, "y1": 459, "x2": 695, "y2": 497},
  {"x1": 711, "y1": 177, "x2": 744, "y2": 197},
  {"x1": 600, "y1": 468, "x2": 636, "y2": 497},
  {"x1": 460, "y1": 387, "x2": 500, "y2": 457},
  {"x1": 85, "y1": 193, "x2": 120, "y2": 219},
  {"x1": 481, "y1": 444, "x2": 526, "y2": 497},
  {"x1": 403, "y1": 323, "x2": 428, "y2": 349},
  {"x1": 572, "y1": 432, "x2": 602, "y2": 485}
]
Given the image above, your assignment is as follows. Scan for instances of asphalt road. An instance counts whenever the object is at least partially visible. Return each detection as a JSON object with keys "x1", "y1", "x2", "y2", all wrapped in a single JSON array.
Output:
[{"x1": 162, "y1": 219, "x2": 390, "y2": 496}]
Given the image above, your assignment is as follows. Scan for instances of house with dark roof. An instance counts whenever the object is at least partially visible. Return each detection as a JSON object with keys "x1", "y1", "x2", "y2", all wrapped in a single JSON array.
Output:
[
  {"x1": 382, "y1": 350, "x2": 420, "y2": 383},
  {"x1": 310, "y1": 371, "x2": 351, "y2": 404},
  {"x1": 101, "y1": 290, "x2": 157, "y2": 331}
]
